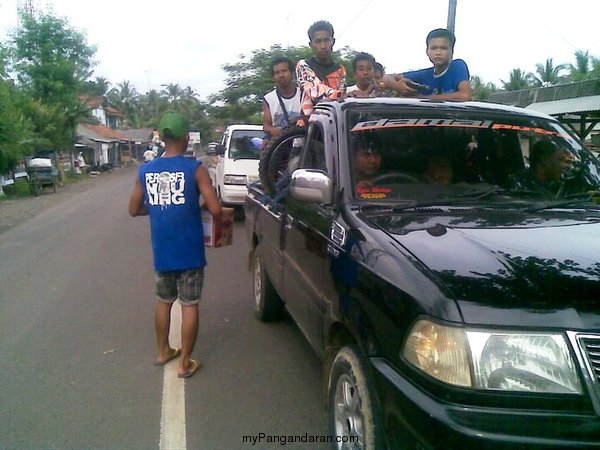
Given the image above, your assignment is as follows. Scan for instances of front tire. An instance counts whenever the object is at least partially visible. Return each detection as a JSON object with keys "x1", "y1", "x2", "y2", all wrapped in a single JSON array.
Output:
[
  {"x1": 252, "y1": 247, "x2": 283, "y2": 321},
  {"x1": 328, "y1": 346, "x2": 384, "y2": 450}
]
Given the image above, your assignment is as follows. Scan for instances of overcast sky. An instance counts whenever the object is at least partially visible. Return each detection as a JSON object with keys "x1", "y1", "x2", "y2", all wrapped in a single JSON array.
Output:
[{"x1": 1, "y1": 0, "x2": 598, "y2": 100}]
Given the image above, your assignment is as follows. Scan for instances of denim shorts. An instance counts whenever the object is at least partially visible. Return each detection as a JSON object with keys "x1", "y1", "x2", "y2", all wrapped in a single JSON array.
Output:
[{"x1": 155, "y1": 268, "x2": 205, "y2": 306}]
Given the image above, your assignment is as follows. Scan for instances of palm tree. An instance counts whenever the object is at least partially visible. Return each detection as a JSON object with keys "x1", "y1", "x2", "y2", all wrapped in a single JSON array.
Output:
[
  {"x1": 471, "y1": 75, "x2": 497, "y2": 101},
  {"x1": 568, "y1": 50, "x2": 591, "y2": 81},
  {"x1": 591, "y1": 56, "x2": 600, "y2": 79},
  {"x1": 160, "y1": 83, "x2": 183, "y2": 103},
  {"x1": 107, "y1": 80, "x2": 139, "y2": 126},
  {"x1": 501, "y1": 68, "x2": 534, "y2": 91},
  {"x1": 530, "y1": 58, "x2": 567, "y2": 87}
]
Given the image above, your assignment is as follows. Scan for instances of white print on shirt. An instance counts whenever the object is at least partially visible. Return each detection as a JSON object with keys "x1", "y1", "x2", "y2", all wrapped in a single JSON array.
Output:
[{"x1": 145, "y1": 171, "x2": 185, "y2": 207}]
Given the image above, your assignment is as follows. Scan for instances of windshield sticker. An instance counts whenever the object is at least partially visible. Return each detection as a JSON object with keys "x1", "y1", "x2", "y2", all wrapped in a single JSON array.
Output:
[
  {"x1": 351, "y1": 118, "x2": 559, "y2": 136},
  {"x1": 356, "y1": 186, "x2": 392, "y2": 199}
]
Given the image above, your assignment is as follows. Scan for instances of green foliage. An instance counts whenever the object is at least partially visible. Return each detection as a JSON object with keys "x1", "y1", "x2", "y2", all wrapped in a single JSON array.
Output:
[
  {"x1": 9, "y1": 10, "x2": 96, "y2": 152},
  {"x1": 0, "y1": 178, "x2": 31, "y2": 200},
  {"x1": 501, "y1": 68, "x2": 535, "y2": 91},
  {"x1": 0, "y1": 79, "x2": 33, "y2": 173},
  {"x1": 530, "y1": 58, "x2": 568, "y2": 87},
  {"x1": 471, "y1": 75, "x2": 497, "y2": 101}
]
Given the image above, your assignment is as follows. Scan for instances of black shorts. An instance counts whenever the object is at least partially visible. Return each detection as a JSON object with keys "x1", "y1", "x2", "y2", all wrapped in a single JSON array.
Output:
[{"x1": 155, "y1": 268, "x2": 205, "y2": 306}]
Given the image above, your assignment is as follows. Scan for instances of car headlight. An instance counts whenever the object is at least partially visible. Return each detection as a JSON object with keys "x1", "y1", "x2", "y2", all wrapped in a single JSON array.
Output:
[
  {"x1": 403, "y1": 320, "x2": 582, "y2": 394},
  {"x1": 223, "y1": 174, "x2": 248, "y2": 185}
]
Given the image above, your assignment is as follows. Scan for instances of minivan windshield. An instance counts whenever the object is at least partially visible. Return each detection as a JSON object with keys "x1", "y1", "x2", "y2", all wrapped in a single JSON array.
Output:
[
  {"x1": 229, "y1": 130, "x2": 264, "y2": 160},
  {"x1": 348, "y1": 108, "x2": 600, "y2": 207}
]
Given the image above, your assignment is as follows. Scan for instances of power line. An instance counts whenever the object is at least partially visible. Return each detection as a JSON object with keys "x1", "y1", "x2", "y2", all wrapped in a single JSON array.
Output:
[{"x1": 337, "y1": 0, "x2": 375, "y2": 38}]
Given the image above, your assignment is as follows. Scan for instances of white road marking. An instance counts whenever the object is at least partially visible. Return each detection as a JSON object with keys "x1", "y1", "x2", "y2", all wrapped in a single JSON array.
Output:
[{"x1": 159, "y1": 301, "x2": 187, "y2": 450}]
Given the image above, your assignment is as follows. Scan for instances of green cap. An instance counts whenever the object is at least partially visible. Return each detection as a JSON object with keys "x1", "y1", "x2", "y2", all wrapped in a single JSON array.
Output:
[{"x1": 159, "y1": 111, "x2": 190, "y2": 139}]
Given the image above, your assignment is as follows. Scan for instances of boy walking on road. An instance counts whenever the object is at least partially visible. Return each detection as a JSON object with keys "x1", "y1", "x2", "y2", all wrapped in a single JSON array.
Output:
[{"x1": 129, "y1": 111, "x2": 222, "y2": 379}]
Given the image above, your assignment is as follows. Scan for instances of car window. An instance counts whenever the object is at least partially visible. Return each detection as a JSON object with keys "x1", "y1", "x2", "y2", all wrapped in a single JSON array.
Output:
[
  {"x1": 229, "y1": 130, "x2": 264, "y2": 160},
  {"x1": 348, "y1": 109, "x2": 600, "y2": 205},
  {"x1": 301, "y1": 125, "x2": 327, "y2": 172}
]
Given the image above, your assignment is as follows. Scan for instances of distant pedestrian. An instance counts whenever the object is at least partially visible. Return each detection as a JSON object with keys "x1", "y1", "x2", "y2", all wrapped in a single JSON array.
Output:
[
  {"x1": 143, "y1": 145, "x2": 157, "y2": 163},
  {"x1": 129, "y1": 111, "x2": 222, "y2": 379}
]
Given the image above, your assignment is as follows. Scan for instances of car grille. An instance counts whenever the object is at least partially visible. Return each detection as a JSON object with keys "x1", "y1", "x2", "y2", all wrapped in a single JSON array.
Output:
[
  {"x1": 580, "y1": 336, "x2": 600, "y2": 383},
  {"x1": 571, "y1": 333, "x2": 600, "y2": 414}
]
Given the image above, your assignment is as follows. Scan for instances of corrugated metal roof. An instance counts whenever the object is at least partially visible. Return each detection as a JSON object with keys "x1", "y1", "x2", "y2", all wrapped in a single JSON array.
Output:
[{"x1": 526, "y1": 95, "x2": 600, "y2": 115}]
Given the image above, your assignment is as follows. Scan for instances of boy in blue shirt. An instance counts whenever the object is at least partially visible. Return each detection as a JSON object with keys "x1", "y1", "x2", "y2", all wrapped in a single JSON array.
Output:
[
  {"x1": 381, "y1": 28, "x2": 472, "y2": 101},
  {"x1": 129, "y1": 111, "x2": 222, "y2": 379}
]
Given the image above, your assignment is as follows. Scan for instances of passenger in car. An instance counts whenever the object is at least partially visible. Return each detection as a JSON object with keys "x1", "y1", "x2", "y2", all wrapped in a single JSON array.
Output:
[
  {"x1": 380, "y1": 28, "x2": 472, "y2": 101},
  {"x1": 423, "y1": 155, "x2": 454, "y2": 185},
  {"x1": 296, "y1": 20, "x2": 347, "y2": 119},
  {"x1": 346, "y1": 52, "x2": 377, "y2": 98}
]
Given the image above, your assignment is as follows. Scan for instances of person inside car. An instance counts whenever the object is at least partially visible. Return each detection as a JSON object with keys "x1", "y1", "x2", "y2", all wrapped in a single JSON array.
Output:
[
  {"x1": 353, "y1": 138, "x2": 384, "y2": 198},
  {"x1": 518, "y1": 141, "x2": 576, "y2": 196},
  {"x1": 423, "y1": 155, "x2": 454, "y2": 185}
]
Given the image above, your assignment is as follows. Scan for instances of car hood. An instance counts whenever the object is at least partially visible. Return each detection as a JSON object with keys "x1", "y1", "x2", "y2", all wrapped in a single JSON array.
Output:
[{"x1": 366, "y1": 209, "x2": 600, "y2": 329}]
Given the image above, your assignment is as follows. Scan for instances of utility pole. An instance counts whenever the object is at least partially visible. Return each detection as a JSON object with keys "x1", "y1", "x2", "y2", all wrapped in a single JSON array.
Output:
[{"x1": 447, "y1": 0, "x2": 457, "y2": 34}]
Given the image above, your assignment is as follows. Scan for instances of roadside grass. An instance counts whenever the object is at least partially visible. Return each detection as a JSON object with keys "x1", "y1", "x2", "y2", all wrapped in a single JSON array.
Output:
[
  {"x1": 0, "y1": 171, "x2": 90, "y2": 202},
  {"x1": 0, "y1": 179, "x2": 32, "y2": 200}
]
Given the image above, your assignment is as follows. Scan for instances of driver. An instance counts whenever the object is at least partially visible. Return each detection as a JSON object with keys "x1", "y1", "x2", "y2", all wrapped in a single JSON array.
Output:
[
  {"x1": 525, "y1": 141, "x2": 575, "y2": 194},
  {"x1": 529, "y1": 141, "x2": 574, "y2": 184},
  {"x1": 353, "y1": 140, "x2": 382, "y2": 193}
]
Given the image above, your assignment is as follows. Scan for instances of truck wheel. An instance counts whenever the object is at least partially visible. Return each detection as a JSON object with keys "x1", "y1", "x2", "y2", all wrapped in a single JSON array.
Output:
[
  {"x1": 259, "y1": 126, "x2": 307, "y2": 194},
  {"x1": 252, "y1": 248, "x2": 283, "y2": 321},
  {"x1": 328, "y1": 346, "x2": 385, "y2": 450}
]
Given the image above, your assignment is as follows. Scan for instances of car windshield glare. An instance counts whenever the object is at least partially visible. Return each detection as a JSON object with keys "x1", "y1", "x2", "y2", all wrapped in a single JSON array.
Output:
[{"x1": 348, "y1": 109, "x2": 600, "y2": 206}]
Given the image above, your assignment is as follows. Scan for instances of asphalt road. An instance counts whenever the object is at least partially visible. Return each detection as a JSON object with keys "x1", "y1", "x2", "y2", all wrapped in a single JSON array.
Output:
[{"x1": 0, "y1": 165, "x2": 329, "y2": 449}]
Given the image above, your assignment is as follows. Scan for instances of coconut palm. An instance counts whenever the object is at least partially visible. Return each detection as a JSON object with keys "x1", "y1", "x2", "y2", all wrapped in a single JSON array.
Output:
[
  {"x1": 568, "y1": 50, "x2": 591, "y2": 81},
  {"x1": 471, "y1": 75, "x2": 497, "y2": 101},
  {"x1": 160, "y1": 83, "x2": 184, "y2": 103},
  {"x1": 530, "y1": 58, "x2": 568, "y2": 87},
  {"x1": 501, "y1": 68, "x2": 534, "y2": 91},
  {"x1": 107, "y1": 80, "x2": 139, "y2": 126}
]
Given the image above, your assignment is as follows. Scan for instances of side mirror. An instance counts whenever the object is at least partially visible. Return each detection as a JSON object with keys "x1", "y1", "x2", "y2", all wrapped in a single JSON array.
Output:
[
  {"x1": 215, "y1": 144, "x2": 226, "y2": 156},
  {"x1": 290, "y1": 169, "x2": 333, "y2": 204}
]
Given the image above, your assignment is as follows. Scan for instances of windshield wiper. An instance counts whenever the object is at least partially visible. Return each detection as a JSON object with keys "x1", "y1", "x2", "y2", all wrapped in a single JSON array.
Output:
[
  {"x1": 454, "y1": 187, "x2": 544, "y2": 200},
  {"x1": 525, "y1": 192, "x2": 600, "y2": 211}
]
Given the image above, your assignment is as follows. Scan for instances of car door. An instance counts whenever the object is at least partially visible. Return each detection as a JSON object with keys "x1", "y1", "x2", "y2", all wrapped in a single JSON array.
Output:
[{"x1": 282, "y1": 117, "x2": 338, "y2": 355}]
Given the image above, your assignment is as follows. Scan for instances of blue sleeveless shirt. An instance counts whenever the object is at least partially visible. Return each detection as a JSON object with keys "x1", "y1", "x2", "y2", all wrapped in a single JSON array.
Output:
[{"x1": 139, "y1": 156, "x2": 206, "y2": 272}]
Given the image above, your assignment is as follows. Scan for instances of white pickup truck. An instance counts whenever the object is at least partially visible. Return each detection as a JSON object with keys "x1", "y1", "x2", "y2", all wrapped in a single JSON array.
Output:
[{"x1": 208, "y1": 124, "x2": 263, "y2": 210}]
